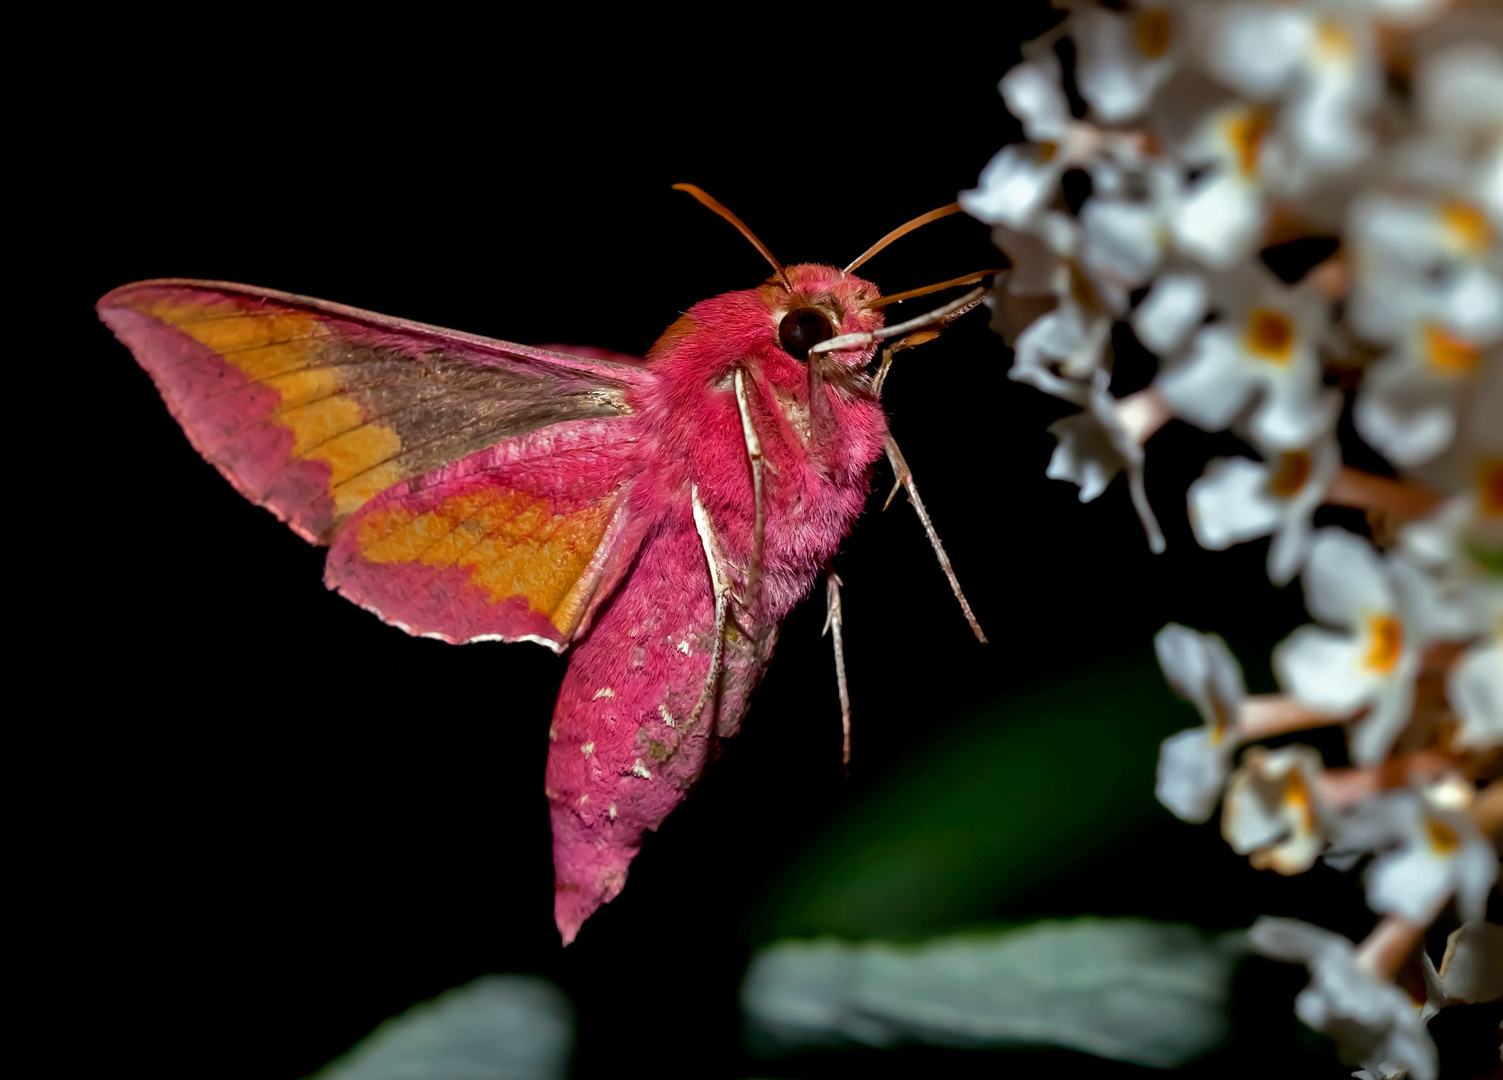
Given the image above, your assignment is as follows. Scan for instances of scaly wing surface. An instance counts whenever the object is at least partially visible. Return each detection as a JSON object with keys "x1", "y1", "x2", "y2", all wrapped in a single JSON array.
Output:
[
  {"x1": 98, "y1": 279, "x2": 647, "y2": 544},
  {"x1": 325, "y1": 418, "x2": 649, "y2": 649}
]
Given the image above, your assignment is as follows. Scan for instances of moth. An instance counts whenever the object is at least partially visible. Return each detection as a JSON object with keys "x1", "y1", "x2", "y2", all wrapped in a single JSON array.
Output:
[{"x1": 98, "y1": 186, "x2": 989, "y2": 943}]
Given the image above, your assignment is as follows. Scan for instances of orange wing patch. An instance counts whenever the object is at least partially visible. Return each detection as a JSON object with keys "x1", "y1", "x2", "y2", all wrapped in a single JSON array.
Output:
[{"x1": 355, "y1": 485, "x2": 617, "y2": 637}]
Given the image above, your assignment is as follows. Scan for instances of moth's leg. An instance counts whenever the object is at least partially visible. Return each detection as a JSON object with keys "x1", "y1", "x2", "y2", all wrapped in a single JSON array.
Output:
[
  {"x1": 822, "y1": 570, "x2": 852, "y2": 771},
  {"x1": 871, "y1": 329, "x2": 941, "y2": 400},
  {"x1": 733, "y1": 368, "x2": 766, "y2": 612},
  {"x1": 690, "y1": 483, "x2": 732, "y2": 726},
  {"x1": 885, "y1": 435, "x2": 988, "y2": 643}
]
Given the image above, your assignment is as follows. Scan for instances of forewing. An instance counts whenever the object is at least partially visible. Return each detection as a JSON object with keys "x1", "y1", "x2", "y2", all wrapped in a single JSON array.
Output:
[
  {"x1": 98, "y1": 279, "x2": 649, "y2": 544},
  {"x1": 324, "y1": 418, "x2": 650, "y2": 650}
]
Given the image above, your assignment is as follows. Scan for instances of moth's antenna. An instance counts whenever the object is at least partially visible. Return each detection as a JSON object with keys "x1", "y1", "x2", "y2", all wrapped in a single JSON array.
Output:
[
  {"x1": 845, "y1": 203, "x2": 963, "y2": 273},
  {"x1": 868, "y1": 269, "x2": 1005, "y2": 309},
  {"x1": 672, "y1": 184, "x2": 792, "y2": 290}
]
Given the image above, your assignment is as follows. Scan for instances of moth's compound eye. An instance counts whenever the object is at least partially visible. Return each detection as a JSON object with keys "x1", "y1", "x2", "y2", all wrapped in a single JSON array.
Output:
[{"x1": 778, "y1": 308, "x2": 834, "y2": 362}]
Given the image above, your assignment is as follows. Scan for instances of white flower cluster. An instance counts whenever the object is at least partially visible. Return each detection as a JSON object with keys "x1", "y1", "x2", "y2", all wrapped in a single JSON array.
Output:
[{"x1": 964, "y1": 3, "x2": 1502, "y2": 1078}]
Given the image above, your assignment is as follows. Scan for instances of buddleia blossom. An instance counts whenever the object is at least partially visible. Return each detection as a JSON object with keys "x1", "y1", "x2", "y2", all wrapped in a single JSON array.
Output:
[{"x1": 967, "y1": 3, "x2": 1503, "y2": 1076}]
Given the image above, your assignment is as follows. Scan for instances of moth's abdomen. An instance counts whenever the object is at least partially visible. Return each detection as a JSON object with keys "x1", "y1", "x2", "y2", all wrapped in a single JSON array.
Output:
[{"x1": 545, "y1": 520, "x2": 776, "y2": 943}]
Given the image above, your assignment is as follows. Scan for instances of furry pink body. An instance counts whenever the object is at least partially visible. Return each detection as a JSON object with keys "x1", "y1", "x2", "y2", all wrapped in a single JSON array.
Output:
[{"x1": 547, "y1": 265, "x2": 887, "y2": 941}]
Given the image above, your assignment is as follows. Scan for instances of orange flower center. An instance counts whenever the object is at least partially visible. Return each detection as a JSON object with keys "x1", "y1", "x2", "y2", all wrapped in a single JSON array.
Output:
[
  {"x1": 1423, "y1": 324, "x2": 1482, "y2": 374},
  {"x1": 1284, "y1": 770, "x2": 1314, "y2": 833},
  {"x1": 1135, "y1": 9, "x2": 1172, "y2": 58},
  {"x1": 1209, "y1": 696, "x2": 1233, "y2": 744},
  {"x1": 1365, "y1": 615, "x2": 1403, "y2": 672},
  {"x1": 1228, "y1": 107, "x2": 1272, "y2": 179},
  {"x1": 1069, "y1": 262, "x2": 1104, "y2": 316},
  {"x1": 1269, "y1": 451, "x2": 1312, "y2": 497},
  {"x1": 1439, "y1": 199, "x2": 1492, "y2": 255},
  {"x1": 1479, "y1": 459, "x2": 1503, "y2": 518},
  {"x1": 1314, "y1": 21, "x2": 1354, "y2": 61},
  {"x1": 1246, "y1": 308, "x2": 1295, "y2": 362},
  {"x1": 1425, "y1": 817, "x2": 1459, "y2": 855},
  {"x1": 1037, "y1": 141, "x2": 1059, "y2": 164}
]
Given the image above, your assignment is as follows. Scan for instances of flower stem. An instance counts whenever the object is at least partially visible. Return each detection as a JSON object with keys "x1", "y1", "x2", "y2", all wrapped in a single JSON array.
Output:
[
  {"x1": 1318, "y1": 749, "x2": 1454, "y2": 806},
  {"x1": 1324, "y1": 466, "x2": 1444, "y2": 519},
  {"x1": 1115, "y1": 387, "x2": 1171, "y2": 447},
  {"x1": 1237, "y1": 694, "x2": 1344, "y2": 741},
  {"x1": 1354, "y1": 915, "x2": 1426, "y2": 981},
  {"x1": 1469, "y1": 782, "x2": 1502, "y2": 840}
]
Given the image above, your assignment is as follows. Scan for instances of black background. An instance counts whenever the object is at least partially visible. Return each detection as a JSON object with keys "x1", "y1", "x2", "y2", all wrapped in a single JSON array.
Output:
[{"x1": 39, "y1": 6, "x2": 1496, "y2": 1079}]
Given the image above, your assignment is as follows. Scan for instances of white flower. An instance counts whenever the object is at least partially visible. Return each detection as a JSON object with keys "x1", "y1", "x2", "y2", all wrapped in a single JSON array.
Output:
[
  {"x1": 1167, "y1": 101, "x2": 1278, "y2": 268},
  {"x1": 1355, "y1": 338, "x2": 1499, "y2": 468},
  {"x1": 1132, "y1": 270, "x2": 1208, "y2": 356},
  {"x1": 1222, "y1": 744, "x2": 1330, "y2": 874},
  {"x1": 997, "y1": 214, "x2": 1118, "y2": 403},
  {"x1": 1419, "y1": 920, "x2": 1503, "y2": 1023},
  {"x1": 1153, "y1": 623, "x2": 1247, "y2": 822},
  {"x1": 1187, "y1": 413, "x2": 1341, "y2": 585},
  {"x1": 1414, "y1": 41, "x2": 1503, "y2": 142},
  {"x1": 1072, "y1": 1, "x2": 1181, "y2": 122},
  {"x1": 1274, "y1": 530, "x2": 1441, "y2": 765},
  {"x1": 1199, "y1": 2, "x2": 1382, "y2": 178},
  {"x1": 1249, "y1": 917, "x2": 1437, "y2": 1080},
  {"x1": 1088, "y1": 166, "x2": 1178, "y2": 291},
  {"x1": 1046, "y1": 371, "x2": 1166, "y2": 552},
  {"x1": 1346, "y1": 160, "x2": 1503, "y2": 453},
  {"x1": 1156, "y1": 267, "x2": 1331, "y2": 449},
  {"x1": 1334, "y1": 789, "x2": 1499, "y2": 924},
  {"x1": 961, "y1": 60, "x2": 1099, "y2": 230},
  {"x1": 1449, "y1": 636, "x2": 1502, "y2": 751}
]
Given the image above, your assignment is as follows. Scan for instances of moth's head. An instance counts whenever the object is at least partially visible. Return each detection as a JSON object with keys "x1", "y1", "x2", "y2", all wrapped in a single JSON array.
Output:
[
  {"x1": 754, "y1": 262, "x2": 885, "y2": 382},
  {"x1": 642, "y1": 265, "x2": 883, "y2": 395}
]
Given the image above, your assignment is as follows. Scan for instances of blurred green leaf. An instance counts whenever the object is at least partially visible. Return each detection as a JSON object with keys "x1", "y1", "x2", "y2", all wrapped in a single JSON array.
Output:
[
  {"x1": 752, "y1": 650, "x2": 1188, "y2": 940},
  {"x1": 309, "y1": 976, "x2": 573, "y2": 1080},
  {"x1": 742, "y1": 919, "x2": 1246, "y2": 1068}
]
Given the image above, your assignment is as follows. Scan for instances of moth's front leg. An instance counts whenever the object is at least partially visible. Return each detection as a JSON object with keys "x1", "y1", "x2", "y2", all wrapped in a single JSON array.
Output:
[
  {"x1": 885, "y1": 434, "x2": 988, "y2": 643},
  {"x1": 689, "y1": 483, "x2": 733, "y2": 727}
]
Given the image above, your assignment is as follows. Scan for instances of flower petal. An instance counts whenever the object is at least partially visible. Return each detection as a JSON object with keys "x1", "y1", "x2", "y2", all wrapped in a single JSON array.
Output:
[
  {"x1": 1301, "y1": 529, "x2": 1392, "y2": 628},
  {"x1": 1001, "y1": 61, "x2": 1071, "y2": 141},
  {"x1": 1046, "y1": 411, "x2": 1121, "y2": 501},
  {"x1": 1156, "y1": 727, "x2": 1229, "y2": 823},
  {"x1": 1133, "y1": 272, "x2": 1208, "y2": 355},
  {"x1": 1082, "y1": 197, "x2": 1165, "y2": 286},
  {"x1": 1449, "y1": 640, "x2": 1503, "y2": 750},
  {"x1": 1348, "y1": 656, "x2": 1418, "y2": 765},
  {"x1": 1169, "y1": 172, "x2": 1266, "y2": 268},
  {"x1": 1157, "y1": 326, "x2": 1261, "y2": 431},
  {"x1": 1188, "y1": 456, "x2": 1283, "y2": 549},
  {"x1": 1354, "y1": 349, "x2": 1464, "y2": 466},
  {"x1": 1274, "y1": 624, "x2": 1375, "y2": 712},
  {"x1": 960, "y1": 144, "x2": 1061, "y2": 229}
]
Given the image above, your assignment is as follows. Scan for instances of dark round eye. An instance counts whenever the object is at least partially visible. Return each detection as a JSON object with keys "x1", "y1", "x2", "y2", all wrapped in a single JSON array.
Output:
[{"x1": 778, "y1": 307, "x2": 834, "y2": 361}]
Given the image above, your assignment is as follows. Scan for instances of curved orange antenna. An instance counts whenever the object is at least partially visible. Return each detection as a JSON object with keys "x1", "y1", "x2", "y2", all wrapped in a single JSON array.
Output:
[
  {"x1": 845, "y1": 202, "x2": 964, "y2": 274},
  {"x1": 868, "y1": 269, "x2": 1005, "y2": 309},
  {"x1": 672, "y1": 184, "x2": 791, "y2": 289}
]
